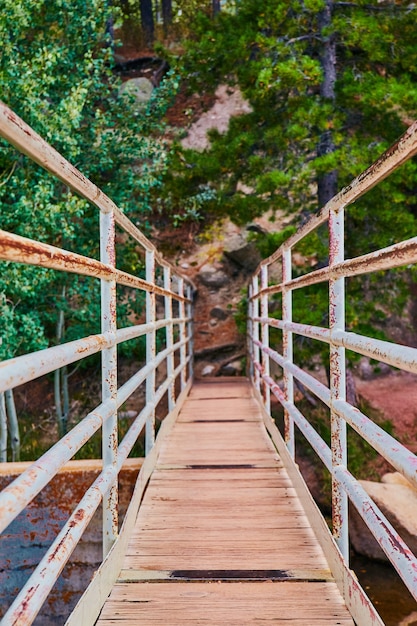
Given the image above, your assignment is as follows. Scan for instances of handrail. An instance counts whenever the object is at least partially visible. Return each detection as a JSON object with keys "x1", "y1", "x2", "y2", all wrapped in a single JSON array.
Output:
[
  {"x1": 248, "y1": 120, "x2": 417, "y2": 623},
  {"x1": 0, "y1": 101, "x2": 194, "y2": 625}
]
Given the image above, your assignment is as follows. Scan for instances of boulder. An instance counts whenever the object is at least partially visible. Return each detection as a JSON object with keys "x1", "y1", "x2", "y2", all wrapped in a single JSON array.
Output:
[
  {"x1": 349, "y1": 472, "x2": 417, "y2": 561},
  {"x1": 119, "y1": 78, "x2": 153, "y2": 107},
  {"x1": 210, "y1": 306, "x2": 230, "y2": 321},
  {"x1": 219, "y1": 360, "x2": 244, "y2": 376},
  {"x1": 201, "y1": 364, "x2": 216, "y2": 377},
  {"x1": 223, "y1": 230, "x2": 261, "y2": 272},
  {"x1": 198, "y1": 267, "x2": 230, "y2": 289}
]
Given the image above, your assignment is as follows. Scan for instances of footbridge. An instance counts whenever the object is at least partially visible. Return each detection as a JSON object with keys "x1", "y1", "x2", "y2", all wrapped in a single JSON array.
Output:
[{"x1": 1, "y1": 102, "x2": 417, "y2": 625}]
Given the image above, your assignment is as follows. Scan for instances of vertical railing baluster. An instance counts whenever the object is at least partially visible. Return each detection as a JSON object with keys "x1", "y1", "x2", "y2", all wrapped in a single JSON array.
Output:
[
  {"x1": 186, "y1": 284, "x2": 194, "y2": 381},
  {"x1": 260, "y1": 265, "x2": 270, "y2": 413},
  {"x1": 282, "y1": 247, "x2": 295, "y2": 458},
  {"x1": 145, "y1": 249, "x2": 156, "y2": 456},
  {"x1": 329, "y1": 206, "x2": 349, "y2": 562},
  {"x1": 164, "y1": 266, "x2": 175, "y2": 412},
  {"x1": 100, "y1": 210, "x2": 118, "y2": 557},
  {"x1": 247, "y1": 283, "x2": 254, "y2": 381},
  {"x1": 178, "y1": 277, "x2": 187, "y2": 391},
  {"x1": 252, "y1": 275, "x2": 261, "y2": 393}
]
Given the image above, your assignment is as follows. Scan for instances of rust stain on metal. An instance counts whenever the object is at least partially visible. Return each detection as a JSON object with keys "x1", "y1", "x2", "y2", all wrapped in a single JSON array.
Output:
[{"x1": 0, "y1": 230, "x2": 111, "y2": 279}]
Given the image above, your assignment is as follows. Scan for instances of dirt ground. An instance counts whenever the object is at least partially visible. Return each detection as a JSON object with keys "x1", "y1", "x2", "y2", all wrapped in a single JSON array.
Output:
[{"x1": 356, "y1": 370, "x2": 417, "y2": 454}]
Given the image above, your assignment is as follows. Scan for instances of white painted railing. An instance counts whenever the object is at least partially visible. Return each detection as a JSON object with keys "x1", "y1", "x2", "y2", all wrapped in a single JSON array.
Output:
[
  {"x1": 0, "y1": 101, "x2": 194, "y2": 625},
  {"x1": 248, "y1": 120, "x2": 417, "y2": 624}
]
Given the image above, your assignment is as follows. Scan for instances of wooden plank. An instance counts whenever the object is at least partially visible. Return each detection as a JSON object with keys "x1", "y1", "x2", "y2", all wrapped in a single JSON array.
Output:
[
  {"x1": 95, "y1": 380, "x2": 354, "y2": 625},
  {"x1": 97, "y1": 581, "x2": 354, "y2": 625}
]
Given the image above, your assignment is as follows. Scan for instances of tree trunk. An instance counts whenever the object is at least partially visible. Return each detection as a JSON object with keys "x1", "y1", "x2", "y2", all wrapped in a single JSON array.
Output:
[
  {"x1": 105, "y1": 0, "x2": 115, "y2": 51},
  {"x1": 5, "y1": 389, "x2": 20, "y2": 461},
  {"x1": 213, "y1": 0, "x2": 221, "y2": 16},
  {"x1": 317, "y1": 0, "x2": 337, "y2": 208},
  {"x1": 162, "y1": 0, "x2": 172, "y2": 33},
  {"x1": 140, "y1": 0, "x2": 155, "y2": 47},
  {"x1": 318, "y1": 2, "x2": 357, "y2": 406},
  {"x1": 62, "y1": 365, "x2": 69, "y2": 433},
  {"x1": 0, "y1": 392, "x2": 7, "y2": 462},
  {"x1": 55, "y1": 287, "x2": 68, "y2": 437}
]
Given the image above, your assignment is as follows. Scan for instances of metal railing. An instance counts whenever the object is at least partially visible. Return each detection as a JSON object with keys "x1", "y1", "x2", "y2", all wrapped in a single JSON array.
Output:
[
  {"x1": 248, "y1": 121, "x2": 417, "y2": 621},
  {"x1": 0, "y1": 102, "x2": 194, "y2": 625}
]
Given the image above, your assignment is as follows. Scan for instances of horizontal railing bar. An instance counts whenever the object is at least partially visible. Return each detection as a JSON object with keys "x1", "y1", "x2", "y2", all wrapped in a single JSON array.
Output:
[
  {"x1": 0, "y1": 230, "x2": 191, "y2": 302},
  {"x1": 254, "y1": 336, "x2": 417, "y2": 486},
  {"x1": 116, "y1": 320, "x2": 170, "y2": 344},
  {"x1": 117, "y1": 359, "x2": 190, "y2": 482},
  {"x1": 115, "y1": 268, "x2": 191, "y2": 302},
  {"x1": 331, "y1": 329, "x2": 417, "y2": 374},
  {"x1": 254, "y1": 317, "x2": 331, "y2": 343},
  {"x1": 254, "y1": 317, "x2": 417, "y2": 374},
  {"x1": 0, "y1": 101, "x2": 192, "y2": 286},
  {"x1": 116, "y1": 318, "x2": 186, "y2": 345},
  {"x1": 260, "y1": 371, "x2": 332, "y2": 470},
  {"x1": 117, "y1": 406, "x2": 151, "y2": 466},
  {"x1": 259, "y1": 121, "x2": 417, "y2": 269},
  {"x1": 2, "y1": 465, "x2": 116, "y2": 626},
  {"x1": 254, "y1": 237, "x2": 417, "y2": 298},
  {"x1": 255, "y1": 336, "x2": 417, "y2": 480},
  {"x1": 0, "y1": 332, "x2": 115, "y2": 393},
  {"x1": 0, "y1": 229, "x2": 113, "y2": 279},
  {"x1": 0, "y1": 101, "x2": 118, "y2": 216},
  {"x1": 114, "y1": 212, "x2": 193, "y2": 286},
  {"x1": 153, "y1": 358, "x2": 190, "y2": 409},
  {"x1": 333, "y1": 399, "x2": 417, "y2": 490},
  {"x1": 253, "y1": 339, "x2": 331, "y2": 406},
  {"x1": 116, "y1": 336, "x2": 189, "y2": 408},
  {"x1": 332, "y1": 236, "x2": 417, "y2": 280},
  {"x1": 335, "y1": 465, "x2": 417, "y2": 601},
  {"x1": 0, "y1": 399, "x2": 115, "y2": 534}
]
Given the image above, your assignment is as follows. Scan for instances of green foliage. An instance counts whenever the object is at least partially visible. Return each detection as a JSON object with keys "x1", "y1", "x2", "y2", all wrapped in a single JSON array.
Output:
[
  {"x1": 170, "y1": 0, "x2": 417, "y2": 370},
  {"x1": 0, "y1": 0, "x2": 179, "y2": 360},
  {"x1": 250, "y1": 225, "x2": 297, "y2": 259},
  {"x1": 165, "y1": 0, "x2": 417, "y2": 233}
]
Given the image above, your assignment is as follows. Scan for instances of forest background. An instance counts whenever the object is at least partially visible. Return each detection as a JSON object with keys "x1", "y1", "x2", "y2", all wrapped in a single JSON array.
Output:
[{"x1": 1, "y1": 0, "x2": 417, "y2": 463}]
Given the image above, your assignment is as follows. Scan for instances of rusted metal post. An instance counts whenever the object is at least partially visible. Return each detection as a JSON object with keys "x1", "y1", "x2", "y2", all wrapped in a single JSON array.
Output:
[
  {"x1": 100, "y1": 209, "x2": 118, "y2": 556},
  {"x1": 329, "y1": 206, "x2": 349, "y2": 562},
  {"x1": 164, "y1": 266, "x2": 175, "y2": 412},
  {"x1": 186, "y1": 284, "x2": 194, "y2": 381},
  {"x1": 145, "y1": 249, "x2": 156, "y2": 456},
  {"x1": 252, "y1": 275, "x2": 261, "y2": 393},
  {"x1": 247, "y1": 283, "x2": 254, "y2": 380},
  {"x1": 178, "y1": 277, "x2": 187, "y2": 391},
  {"x1": 282, "y1": 247, "x2": 295, "y2": 458},
  {"x1": 260, "y1": 265, "x2": 270, "y2": 413},
  {"x1": 0, "y1": 392, "x2": 7, "y2": 462}
]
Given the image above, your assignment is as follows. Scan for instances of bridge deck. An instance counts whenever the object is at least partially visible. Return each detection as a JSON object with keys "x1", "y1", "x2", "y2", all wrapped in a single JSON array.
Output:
[{"x1": 96, "y1": 379, "x2": 354, "y2": 625}]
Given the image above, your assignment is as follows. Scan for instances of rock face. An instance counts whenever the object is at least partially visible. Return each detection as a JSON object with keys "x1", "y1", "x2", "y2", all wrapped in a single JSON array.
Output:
[
  {"x1": 349, "y1": 472, "x2": 417, "y2": 561},
  {"x1": 0, "y1": 460, "x2": 141, "y2": 624},
  {"x1": 223, "y1": 230, "x2": 261, "y2": 272},
  {"x1": 198, "y1": 267, "x2": 230, "y2": 289},
  {"x1": 119, "y1": 77, "x2": 153, "y2": 107}
]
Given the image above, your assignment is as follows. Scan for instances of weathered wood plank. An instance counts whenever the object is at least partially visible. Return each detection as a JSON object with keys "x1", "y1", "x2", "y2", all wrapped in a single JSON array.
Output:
[
  {"x1": 95, "y1": 380, "x2": 354, "y2": 625},
  {"x1": 97, "y1": 581, "x2": 354, "y2": 625}
]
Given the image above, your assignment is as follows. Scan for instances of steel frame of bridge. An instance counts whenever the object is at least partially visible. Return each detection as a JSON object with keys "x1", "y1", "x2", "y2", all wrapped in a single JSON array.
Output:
[{"x1": 0, "y1": 100, "x2": 417, "y2": 625}]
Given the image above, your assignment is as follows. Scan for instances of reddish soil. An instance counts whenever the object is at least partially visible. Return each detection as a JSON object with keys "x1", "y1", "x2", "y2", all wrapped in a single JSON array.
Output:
[{"x1": 356, "y1": 371, "x2": 417, "y2": 454}]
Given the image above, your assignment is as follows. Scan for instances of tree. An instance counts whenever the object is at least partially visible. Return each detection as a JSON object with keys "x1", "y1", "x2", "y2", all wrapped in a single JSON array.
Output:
[
  {"x1": 174, "y1": 0, "x2": 417, "y2": 223},
  {"x1": 159, "y1": 0, "x2": 417, "y2": 381},
  {"x1": 0, "y1": 0, "x2": 178, "y2": 455},
  {"x1": 140, "y1": 0, "x2": 155, "y2": 46},
  {"x1": 162, "y1": 0, "x2": 173, "y2": 33},
  {"x1": 212, "y1": 0, "x2": 221, "y2": 15}
]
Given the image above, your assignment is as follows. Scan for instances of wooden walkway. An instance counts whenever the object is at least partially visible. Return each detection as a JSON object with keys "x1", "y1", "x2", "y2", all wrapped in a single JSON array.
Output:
[{"x1": 96, "y1": 379, "x2": 355, "y2": 625}]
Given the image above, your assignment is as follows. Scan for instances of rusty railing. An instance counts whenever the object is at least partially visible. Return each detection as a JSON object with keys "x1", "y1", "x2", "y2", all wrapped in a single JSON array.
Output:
[
  {"x1": 0, "y1": 101, "x2": 194, "y2": 625},
  {"x1": 248, "y1": 121, "x2": 417, "y2": 624}
]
